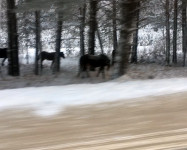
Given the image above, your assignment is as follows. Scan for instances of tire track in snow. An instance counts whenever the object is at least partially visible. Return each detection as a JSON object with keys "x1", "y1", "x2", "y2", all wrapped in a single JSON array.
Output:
[{"x1": 21, "y1": 128, "x2": 187, "y2": 150}]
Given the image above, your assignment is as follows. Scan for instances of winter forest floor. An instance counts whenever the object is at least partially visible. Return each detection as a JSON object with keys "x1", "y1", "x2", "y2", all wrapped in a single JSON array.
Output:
[
  {"x1": 1, "y1": 57, "x2": 187, "y2": 90},
  {"x1": 1, "y1": 57, "x2": 187, "y2": 149}
]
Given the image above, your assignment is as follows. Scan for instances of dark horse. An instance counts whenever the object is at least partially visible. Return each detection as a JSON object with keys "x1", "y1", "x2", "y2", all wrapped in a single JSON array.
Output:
[
  {"x1": 78, "y1": 54, "x2": 110, "y2": 78},
  {"x1": 38, "y1": 51, "x2": 65, "y2": 68},
  {"x1": 0, "y1": 48, "x2": 7, "y2": 66}
]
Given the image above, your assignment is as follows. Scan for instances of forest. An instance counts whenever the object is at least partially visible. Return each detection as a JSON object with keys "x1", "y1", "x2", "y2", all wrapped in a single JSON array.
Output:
[
  {"x1": 0, "y1": 0, "x2": 187, "y2": 85},
  {"x1": 1, "y1": 1, "x2": 187, "y2": 149}
]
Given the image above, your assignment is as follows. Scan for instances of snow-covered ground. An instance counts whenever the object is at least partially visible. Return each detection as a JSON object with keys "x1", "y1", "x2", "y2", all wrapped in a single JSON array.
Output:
[
  {"x1": 1, "y1": 77, "x2": 187, "y2": 116},
  {"x1": 1, "y1": 57, "x2": 187, "y2": 117},
  {"x1": 1, "y1": 57, "x2": 187, "y2": 90}
]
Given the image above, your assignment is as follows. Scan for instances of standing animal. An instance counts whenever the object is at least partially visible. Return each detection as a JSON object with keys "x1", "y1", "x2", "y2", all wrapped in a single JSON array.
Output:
[
  {"x1": 38, "y1": 51, "x2": 65, "y2": 68},
  {"x1": 78, "y1": 54, "x2": 110, "y2": 78},
  {"x1": 0, "y1": 48, "x2": 8, "y2": 66}
]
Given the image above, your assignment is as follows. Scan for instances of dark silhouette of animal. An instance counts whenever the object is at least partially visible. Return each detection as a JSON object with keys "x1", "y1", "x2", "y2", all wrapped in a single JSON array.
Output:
[
  {"x1": 78, "y1": 54, "x2": 110, "y2": 78},
  {"x1": 0, "y1": 48, "x2": 8, "y2": 66},
  {"x1": 38, "y1": 51, "x2": 65, "y2": 68}
]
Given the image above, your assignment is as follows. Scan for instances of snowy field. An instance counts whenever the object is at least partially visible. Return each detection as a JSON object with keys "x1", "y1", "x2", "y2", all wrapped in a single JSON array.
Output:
[{"x1": 1, "y1": 77, "x2": 187, "y2": 116}]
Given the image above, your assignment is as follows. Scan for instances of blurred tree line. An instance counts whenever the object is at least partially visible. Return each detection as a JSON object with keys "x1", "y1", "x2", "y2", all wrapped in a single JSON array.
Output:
[{"x1": 0, "y1": 0, "x2": 186, "y2": 78}]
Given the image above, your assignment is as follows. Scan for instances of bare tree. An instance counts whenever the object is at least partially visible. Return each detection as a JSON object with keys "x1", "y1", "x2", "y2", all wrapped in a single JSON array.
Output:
[
  {"x1": 34, "y1": 11, "x2": 42, "y2": 75},
  {"x1": 54, "y1": 13, "x2": 63, "y2": 73},
  {"x1": 182, "y1": 0, "x2": 187, "y2": 66},
  {"x1": 113, "y1": 0, "x2": 139, "y2": 78},
  {"x1": 131, "y1": 1, "x2": 140, "y2": 64},
  {"x1": 172, "y1": 0, "x2": 178, "y2": 64},
  {"x1": 96, "y1": 23, "x2": 104, "y2": 54},
  {"x1": 88, "y1": 0, "x2": 98, "y2": 55},
  {"x1": 165, "y1": 0, "x2": 170, "y2": 66},
  {"x1": 80, "y1": 1, "x2": 86, "y2": 56},
  {"x1": 6, "y1": 0, "x2": 19, "y2": 76},
  {"x1": 112, "y1": 0, "x2": 118, "y2": 65}
]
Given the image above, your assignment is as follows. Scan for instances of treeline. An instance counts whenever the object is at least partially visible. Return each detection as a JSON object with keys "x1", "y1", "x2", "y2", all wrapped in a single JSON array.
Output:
[{"x1": 0, "y1": 0, "x2": 187, "y2": 78}]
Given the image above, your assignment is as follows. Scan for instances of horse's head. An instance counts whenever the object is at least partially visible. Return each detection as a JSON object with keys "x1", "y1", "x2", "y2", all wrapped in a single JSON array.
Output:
[{"x1": 60, "y1": 52, "x2": 65, "y2": 58}]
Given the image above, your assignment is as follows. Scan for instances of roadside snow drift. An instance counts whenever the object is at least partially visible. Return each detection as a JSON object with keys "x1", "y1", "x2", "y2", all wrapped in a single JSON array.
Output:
[{"x1": 1, "y1": 78, "x2": 187, "y2": 116}]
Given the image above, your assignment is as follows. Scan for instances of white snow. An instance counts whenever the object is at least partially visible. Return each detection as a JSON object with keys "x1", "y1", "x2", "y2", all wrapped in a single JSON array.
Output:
[{"x1": 1, "y1": 77, "x2": 187, "y2": 116}]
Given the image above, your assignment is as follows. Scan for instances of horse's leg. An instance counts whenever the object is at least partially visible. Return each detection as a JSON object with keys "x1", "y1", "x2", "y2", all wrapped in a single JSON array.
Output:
[
  {"x1": 86, "y1": 69, "x2": 90, "y2": 77},
  {"x1": 97, "y1": 67, "x2": 102, "y2": 77},
  {"x1": 97, "y1": 67, "x2": 105, "y2": 78},
  {"x1": 102, "y1": 67, "x2": 105, "y2": 79},
  {"x1": 2, "y1": 58, "x2": 6, "y2": 66},
  {"x1": 50, "y1": 61, "x2": 54, "y2": 69},
  {"x1": 79, "y1": 67, "x2": 86, "y2": 78},
  {"x1": 78, "y1": 64, "x2": 90, "y2": 78},
  {"x1": 86, "y1": 65, "x2": 90, "y2": 77},
  {"x1": 81, "y1": 66, "x2": 88, "y2": 78},
  {"x1": 77, "y1": 66, "x2": 82, "y2": 77},
  {"x1": 77, "y1": 69, "x2": 80, "y2": 77},
  {"x1": 41, "y1": 60, "x2": 43, "y2": 69}
]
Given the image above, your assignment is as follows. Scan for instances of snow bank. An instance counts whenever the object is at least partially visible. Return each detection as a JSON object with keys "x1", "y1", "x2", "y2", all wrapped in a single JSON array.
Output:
[{"x1": 1, "y1": 78, "x2": 187, "y2": 116}]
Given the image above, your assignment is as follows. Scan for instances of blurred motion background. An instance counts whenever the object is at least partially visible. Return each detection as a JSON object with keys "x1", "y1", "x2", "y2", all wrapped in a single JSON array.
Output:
[{"x1": 0, "y1": 0, "x2": 187, "y2": 149}]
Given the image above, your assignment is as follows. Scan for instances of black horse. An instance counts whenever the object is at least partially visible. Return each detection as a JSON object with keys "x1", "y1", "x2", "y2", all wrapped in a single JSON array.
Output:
[
  {"x1": 38, "y1": 51, "x2": 65, "y2": 68},
  {"x1": 0, "y1": 48, "x2": 7, "y2": 66},
  {"x1": 78, "y1": 54, "x2": 110, "y2": 78}
]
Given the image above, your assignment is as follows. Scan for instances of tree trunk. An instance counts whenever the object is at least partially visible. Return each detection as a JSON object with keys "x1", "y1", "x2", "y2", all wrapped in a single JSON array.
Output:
[
  {"x1": 6, "y1": 0, "x2": 19, "y2": 76},
  {"x1": 172, "y1": 0, "x2": 178, "y2": 64},
  {"x1": 131, "y1": 1, "x2": 140, "y2": 64},
  {"x1": 34, "y1": 11, "x2": 41, "y2": 75},
  {"x1": 112, "y1": 0, "x2": 118, "y2": 65},
  {"x1": 182, "y1": 0, "x2": 187, "y2": 66},
  {"x1": 96, "y1": 23, "x2": 104, "y2": 54},
  {"x1": 23, "y1": 12, "x2": 30, "y2": 64},
  {"x1": 88, "y1": 0, "x2": 97, "y2": 55},
  {"x1": 80, "y1": 2, "x2": 86, "y2": 56},
  {"x1": 165, "y1": 0, "x2": 170, "y2": 66},
  {"x1": 54, "y1": 13, "x2": 63, "y2": 73},
  {"x1": 113, "y1": 0, "x2": 138, "y2": 78}
]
